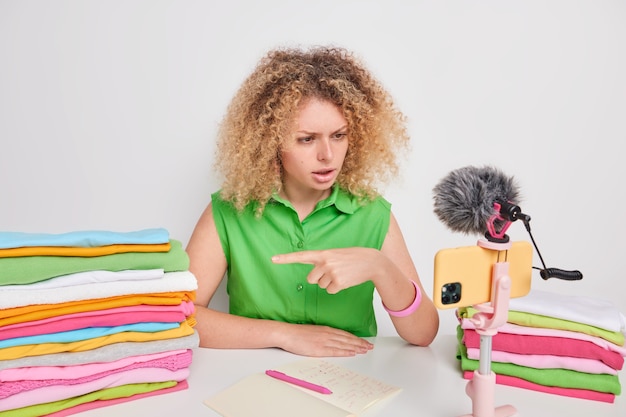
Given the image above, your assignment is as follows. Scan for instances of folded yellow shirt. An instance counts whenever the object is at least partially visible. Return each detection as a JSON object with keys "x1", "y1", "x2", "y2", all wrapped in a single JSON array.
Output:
[
  {"x1": 0, "y1": 243, "x2": 171, "y2": 258},
  {"x1": 0, "y1": 321, "x2": 195, "y2": 361}
]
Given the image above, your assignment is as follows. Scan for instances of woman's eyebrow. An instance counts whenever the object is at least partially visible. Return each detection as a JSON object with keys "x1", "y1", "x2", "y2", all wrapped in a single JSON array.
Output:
[
  {"x1": 296, "y1": 125, "x2": 348, "y2": 135},
  {"x1": 296, "y1": 129, "x2": 315, "y2": 135}
]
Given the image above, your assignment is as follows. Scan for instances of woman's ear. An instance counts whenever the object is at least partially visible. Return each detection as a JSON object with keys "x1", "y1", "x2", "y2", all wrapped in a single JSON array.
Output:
[{"x1": 273, "y1": 155, "x2": 282, "y2": 177}]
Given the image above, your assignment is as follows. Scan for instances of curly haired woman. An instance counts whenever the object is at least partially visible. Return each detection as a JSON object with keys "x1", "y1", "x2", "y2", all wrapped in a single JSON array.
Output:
[{"x1": 186, "y1": 46, "x2": 439, "y2": 357}]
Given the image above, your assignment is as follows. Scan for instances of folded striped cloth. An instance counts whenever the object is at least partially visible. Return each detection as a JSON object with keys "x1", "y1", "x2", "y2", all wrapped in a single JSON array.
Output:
[{"x1": 0, "y1": 240, "x2": 189, "y2": 286}]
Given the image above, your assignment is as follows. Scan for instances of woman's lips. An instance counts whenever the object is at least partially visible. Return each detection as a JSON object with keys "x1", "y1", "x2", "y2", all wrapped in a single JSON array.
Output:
[{"x1": 312, "y1": 169, "x2": 336, "y2": 183}]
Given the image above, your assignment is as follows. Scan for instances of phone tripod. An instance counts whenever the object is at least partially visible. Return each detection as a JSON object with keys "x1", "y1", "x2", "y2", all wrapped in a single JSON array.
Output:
[{"x1": 459, "y1": 238, "x2": 517, "y2": 417}]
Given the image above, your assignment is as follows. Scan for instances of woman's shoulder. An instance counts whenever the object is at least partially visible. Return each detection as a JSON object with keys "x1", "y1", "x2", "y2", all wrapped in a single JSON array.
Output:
[
  {"x1": 340, "y1": 189, "x2": 391, "y2": 212},
  {"x1": 210, "y1": 190, "x2": 235, "y2": 215},
  {"x1": 210, "y1": 190, "x2": 260, "y2": 218}
]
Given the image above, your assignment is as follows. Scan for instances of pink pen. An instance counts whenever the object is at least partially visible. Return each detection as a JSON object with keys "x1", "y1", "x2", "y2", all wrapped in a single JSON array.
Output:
[{"x1": 265, "y1": 370, "x2": 333, "y2": 394}]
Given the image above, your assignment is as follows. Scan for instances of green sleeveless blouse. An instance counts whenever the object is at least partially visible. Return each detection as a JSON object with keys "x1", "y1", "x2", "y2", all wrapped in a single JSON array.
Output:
[{"x1": 211, "y1": 186, "x2": 391, "y2": 337}]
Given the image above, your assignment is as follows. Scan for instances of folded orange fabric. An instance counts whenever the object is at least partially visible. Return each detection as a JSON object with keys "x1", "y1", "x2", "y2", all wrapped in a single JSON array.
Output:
[
  {"x1": 0, "y1": 243, "x2": 171, "y2": 258},
  {"x1": 0, "y1": 291, "x2": 195, "y2": 326}
]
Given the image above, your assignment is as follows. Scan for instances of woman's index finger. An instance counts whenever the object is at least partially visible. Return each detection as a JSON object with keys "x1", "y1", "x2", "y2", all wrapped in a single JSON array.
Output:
[{"x1": 271, "y1": 250, "x2": 319, "y2": 265}]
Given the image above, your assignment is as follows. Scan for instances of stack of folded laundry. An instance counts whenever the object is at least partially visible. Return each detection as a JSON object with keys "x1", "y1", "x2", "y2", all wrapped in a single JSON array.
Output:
[
  {"x1": 0, "y1": 228, "x2": 199, "y2": 416},
  {"x1": 457, "y1": 289, "x2": 626, "y2": 403}
]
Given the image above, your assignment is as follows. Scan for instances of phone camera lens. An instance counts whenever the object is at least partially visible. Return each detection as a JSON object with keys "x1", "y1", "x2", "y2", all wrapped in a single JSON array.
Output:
[{"x1": 441, "y1": 283, "x2": 461, "y2": 305}]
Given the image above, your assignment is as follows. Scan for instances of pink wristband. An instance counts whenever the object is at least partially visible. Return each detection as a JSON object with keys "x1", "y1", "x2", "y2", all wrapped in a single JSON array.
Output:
[{"x1": 383, "y1": 280, "x2": 422, "y2": 317}]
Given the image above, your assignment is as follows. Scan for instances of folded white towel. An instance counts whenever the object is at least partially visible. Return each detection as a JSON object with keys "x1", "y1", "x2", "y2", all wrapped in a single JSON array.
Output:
[
  {"x1": 0, "y1": 271, "x2": 197, "y2": 309},
  {"x1": 508, "y1": 289, "x2": 625, "y2": 334}
]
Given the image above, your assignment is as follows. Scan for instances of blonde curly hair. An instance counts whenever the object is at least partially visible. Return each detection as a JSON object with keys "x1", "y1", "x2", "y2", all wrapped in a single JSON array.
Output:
[{"x1": 214, "y1": 46, "x2": 410, "y2": 214}]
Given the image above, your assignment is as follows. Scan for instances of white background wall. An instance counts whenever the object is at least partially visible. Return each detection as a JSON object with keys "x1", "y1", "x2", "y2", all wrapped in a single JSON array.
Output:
[{"x1": 1, "y1": 0, "x2": 625, "y2": 335}]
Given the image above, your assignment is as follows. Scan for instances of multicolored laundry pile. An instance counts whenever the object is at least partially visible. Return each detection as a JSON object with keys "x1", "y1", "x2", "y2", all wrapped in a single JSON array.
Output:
[
  {"x1": 456, "y1": 289, "x2": 626, "y2": 403},
  {"x1": 0, "y1": 228, "x2": 198, "y2": 416}
]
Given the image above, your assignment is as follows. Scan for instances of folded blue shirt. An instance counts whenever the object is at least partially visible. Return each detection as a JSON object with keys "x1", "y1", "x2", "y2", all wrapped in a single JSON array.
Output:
[
  {"x1": 0, "y1": 322, "x2": 180, "y2": 349},
  {"x1": 0, "y1": 228, "x2": 170, "y2": 249}
]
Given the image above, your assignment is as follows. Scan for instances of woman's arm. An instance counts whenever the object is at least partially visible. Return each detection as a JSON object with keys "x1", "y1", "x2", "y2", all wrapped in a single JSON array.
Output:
[
  {"x1": 271, "y1": 212, "x2": 439, "y2": 346},
  {"x1": 186, "y1": 203, "x2": 373, "y2": 356},
  {"x1": 376, "y1": 213, "x2": 439, "y2": 346}
]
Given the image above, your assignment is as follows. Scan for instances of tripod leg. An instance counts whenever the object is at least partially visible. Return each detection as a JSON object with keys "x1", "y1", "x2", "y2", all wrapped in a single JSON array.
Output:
[{"x1": 459, "y1": 371, "x2": 517, "y2": 417}]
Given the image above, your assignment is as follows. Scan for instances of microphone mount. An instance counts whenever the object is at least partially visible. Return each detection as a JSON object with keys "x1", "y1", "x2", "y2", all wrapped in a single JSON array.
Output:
[
  {"x1": 484, "y1": 200, "x2": 528, "y2": 243},
  {"x1": 485, "y1": 201, "x2": 583, "y2": 281}
]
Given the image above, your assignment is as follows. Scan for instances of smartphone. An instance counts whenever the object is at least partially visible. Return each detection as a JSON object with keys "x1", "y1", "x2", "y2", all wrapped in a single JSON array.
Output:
[{"x1": 433, "y1": 240, "x2": 533, "y2": 309}]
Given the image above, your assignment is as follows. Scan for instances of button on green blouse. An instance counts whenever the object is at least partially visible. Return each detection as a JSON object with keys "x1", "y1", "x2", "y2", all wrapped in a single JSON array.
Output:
[{"x1": 211, "y1": 186, "x2": 391, "y2": 337}]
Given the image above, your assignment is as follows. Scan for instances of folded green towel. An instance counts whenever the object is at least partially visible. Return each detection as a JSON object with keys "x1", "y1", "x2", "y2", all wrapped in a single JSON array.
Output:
[
  {"x1": 458, "y1": 306, "x2": 624, "y2": 346},
  {"x1": 0, "y1": 240, "x2": 189, "y2": 286}
]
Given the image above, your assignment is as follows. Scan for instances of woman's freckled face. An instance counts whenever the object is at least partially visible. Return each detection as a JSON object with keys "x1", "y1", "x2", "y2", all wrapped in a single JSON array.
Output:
[{"x1": 280, "y1": 98, "x2": 349, "y2": 199}]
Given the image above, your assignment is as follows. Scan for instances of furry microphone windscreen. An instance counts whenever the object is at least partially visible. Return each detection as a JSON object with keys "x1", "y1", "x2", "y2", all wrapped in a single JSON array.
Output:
[{"x1": 432, "y1": 165, "x2": 521, "y2": 235}]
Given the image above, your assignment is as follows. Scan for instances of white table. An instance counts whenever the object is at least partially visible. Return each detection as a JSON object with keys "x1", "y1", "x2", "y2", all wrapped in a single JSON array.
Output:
[{"x1": 77, "y1": 333, "x2": 624, "y2": 417}]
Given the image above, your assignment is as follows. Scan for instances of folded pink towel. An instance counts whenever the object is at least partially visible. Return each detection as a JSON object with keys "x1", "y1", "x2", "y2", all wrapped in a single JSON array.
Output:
[
  {"x1": 0, "y1": 349, "x2": 188, "y2": 381},
  {"x1": 463, "y1": 328, "x2": 624, "y2": 370},
  {"x1": 0, "y1": 302, "x2": 194, "y2": 341},
  {"x1": 0, "y1": 367, "x2": 190, "y2": 411},
  {"x1": 0, "y1": 350, "x2": 192, "y2": 399},
  {"x1": 463, "y1": 371, "x2": 615, "y2": 403},
  {"x1": 465, "y1": 347, "x2": 617, "y2": 375},
  {"x1": 460, "y1": 318, "x2": 626, "y2": 357}
]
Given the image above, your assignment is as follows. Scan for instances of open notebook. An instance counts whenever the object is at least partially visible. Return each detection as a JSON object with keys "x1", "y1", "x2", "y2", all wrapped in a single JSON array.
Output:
[{"x1": 203, "y1": 358, "x2": 402, "y2": 417}]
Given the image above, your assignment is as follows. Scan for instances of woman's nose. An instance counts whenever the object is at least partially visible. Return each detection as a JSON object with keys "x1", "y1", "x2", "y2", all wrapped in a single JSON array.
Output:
[{"x1": 317, "y1": 139, "x2": 333, "y2": 161}]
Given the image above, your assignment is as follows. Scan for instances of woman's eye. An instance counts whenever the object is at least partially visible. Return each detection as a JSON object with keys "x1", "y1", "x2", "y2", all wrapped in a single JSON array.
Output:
[
  {"x1": 298, "y1": 136, "x2": 314, "y2": 143},
  {"x1": 333, "y1": 132, "x2": 347, "y2": 140}
]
